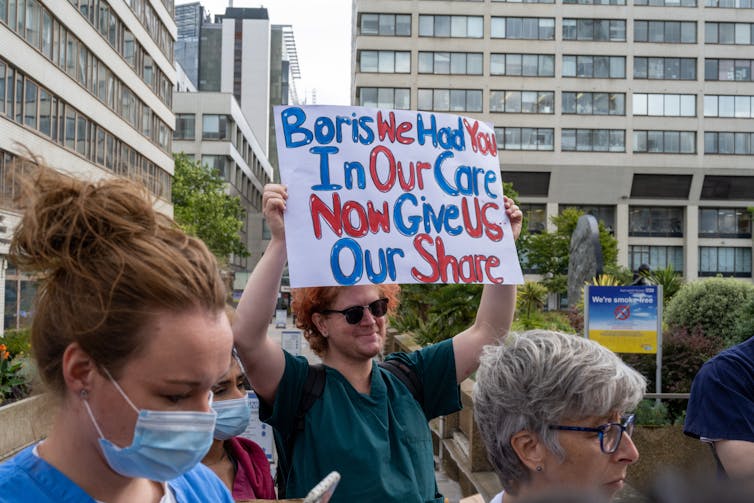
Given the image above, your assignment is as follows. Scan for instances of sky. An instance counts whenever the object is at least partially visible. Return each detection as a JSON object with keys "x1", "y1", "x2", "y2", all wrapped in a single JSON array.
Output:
[{"x1": 176, "y1": 0, "x2": 352, "y2": 105}]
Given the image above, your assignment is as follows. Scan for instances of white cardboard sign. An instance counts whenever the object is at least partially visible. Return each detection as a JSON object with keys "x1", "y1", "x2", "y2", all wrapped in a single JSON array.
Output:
[{"x1": 274, "y1": 105, "x2": 523, "y2": 288}]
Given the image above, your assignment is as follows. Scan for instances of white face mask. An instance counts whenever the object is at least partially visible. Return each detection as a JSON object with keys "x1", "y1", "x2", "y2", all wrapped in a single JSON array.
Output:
[{"x1": 82, "y1": 370, "x2": 217, "y2": 482}]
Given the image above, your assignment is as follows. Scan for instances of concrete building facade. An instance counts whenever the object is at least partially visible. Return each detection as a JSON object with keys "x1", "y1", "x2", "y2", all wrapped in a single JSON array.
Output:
[
  {"x1": 352, "y1": 0, "x2": 754, "y2": 291},
  {"x1": 0, "y1": 0, "x2": 176, "y2": 331}
]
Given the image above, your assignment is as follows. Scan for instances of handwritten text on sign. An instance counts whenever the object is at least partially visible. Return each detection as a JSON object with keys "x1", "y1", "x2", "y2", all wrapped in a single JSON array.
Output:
[{"x1": 273, "y1": 105, "x2": 523, "y2": 287}]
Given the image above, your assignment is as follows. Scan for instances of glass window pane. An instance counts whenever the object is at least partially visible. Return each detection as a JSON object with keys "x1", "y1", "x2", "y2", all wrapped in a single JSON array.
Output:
[
  {"x1": 419, "y1": 52, "x2": 433, "y2": 73},
  {"x1": 491, "y1": 54, "x2": 505, "y2": 75}
]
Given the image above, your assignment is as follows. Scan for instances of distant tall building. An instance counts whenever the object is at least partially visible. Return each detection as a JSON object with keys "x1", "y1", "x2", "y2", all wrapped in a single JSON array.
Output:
[
  {"x1": 175, "y1": 2, "x2": 209, "y2": 89},
  {"x1": 0, "y1": 0, "x2": 177, "y2": 331},
  {"x1": 269, "y1": 24, "x2": 301, "y2": 178},
  {"x1": 353, "y1": 0, "x2": 754, "y2": 293},
  {"x1": 172, "y1": 5, "x2": 300, "y2": 283}
]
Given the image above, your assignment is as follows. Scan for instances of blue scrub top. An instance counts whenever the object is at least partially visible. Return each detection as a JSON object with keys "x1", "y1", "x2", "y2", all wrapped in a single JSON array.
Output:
[{"x1": 0, "y1": 445, "x2": 234, "y2": 502}]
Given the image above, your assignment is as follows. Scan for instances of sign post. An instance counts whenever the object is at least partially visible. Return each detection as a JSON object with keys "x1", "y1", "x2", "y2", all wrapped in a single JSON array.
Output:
[{"x1": 584, "y1": 285, "x2": 663, "y2": 394}]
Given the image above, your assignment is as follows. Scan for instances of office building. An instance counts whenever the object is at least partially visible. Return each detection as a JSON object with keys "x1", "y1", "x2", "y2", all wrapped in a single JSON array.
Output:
[
  {"x1": 0, "y1": 0, "x2": 176, "y2": 331},
  {"x1": 353, "y1": 0, "x2": 754, "y2": 289}
]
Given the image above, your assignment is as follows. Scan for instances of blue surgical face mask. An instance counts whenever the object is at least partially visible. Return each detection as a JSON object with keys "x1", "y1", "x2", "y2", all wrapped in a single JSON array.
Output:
[
  {"x1": 82, "y1": 370, "x2": 217, "y2": 482},
  {"x1": 212, "y1": 396, "x2": 251, "y2": 440}
]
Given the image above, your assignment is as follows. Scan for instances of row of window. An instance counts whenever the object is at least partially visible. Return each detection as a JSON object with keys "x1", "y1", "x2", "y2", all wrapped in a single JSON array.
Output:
[
  {"x1": 628, "y1": 245, "x2": 752, "y2": 276},
  {"x1": 65, "y1": 0, "x2": 173, "y2": 107},
  {"x1": 524, "y1": 205, "x2": 752, "y2": 238},
  {"x1": 361, "y1": 86, "x2": 754, "y2": 120},
  {"x1": 359, "y1": 53, "x2": 754, "y2": 82},
  {"x1": 363, "y1": 0, "x2": 753, "y2": 5},
  {"x1": 187, "y1": 153, "x2": 263, "y2": 213},
  {"x1": 0, "y1": 72, "x2": 171, "y2": 201},
  {"x1": 0, "y1": 4, "x2": 172, "y2": 154},
  {"x1": 361, "y1": 15, "x2": 754, "y2": 44},
  {"x1": 174, "y1": 113, "x2": 272, "y2": 190},
  {"x1": 67, "y1": 0, "x2": 175, "y2": 62}
]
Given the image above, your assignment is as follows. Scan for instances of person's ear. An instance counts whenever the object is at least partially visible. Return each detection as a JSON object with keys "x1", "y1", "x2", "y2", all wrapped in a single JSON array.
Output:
[
  {"x1": 312, "y1": 312, "x2": 328, "y2": 337},
  {"x1": 61, "y1": 342, "x2": 98, "y2": 395},
  {"x1": 510, "y1": 430, "x2": 547, "y2": 472}
]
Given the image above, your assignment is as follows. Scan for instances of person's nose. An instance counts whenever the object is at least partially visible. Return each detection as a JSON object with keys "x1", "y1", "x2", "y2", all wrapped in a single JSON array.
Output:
[{"x1": 615, "y1": 431, "x2": 640, "y2": 464}]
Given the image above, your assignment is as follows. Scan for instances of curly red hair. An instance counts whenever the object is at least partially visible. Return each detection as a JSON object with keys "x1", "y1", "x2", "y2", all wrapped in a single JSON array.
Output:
[{"x1": 292, "y1": 284, "x2": 401, "y2": 356}]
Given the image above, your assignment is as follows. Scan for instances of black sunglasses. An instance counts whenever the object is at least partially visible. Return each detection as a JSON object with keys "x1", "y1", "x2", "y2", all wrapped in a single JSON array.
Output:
[{"x1": 321, "y1": 298, "x2": 389, "y2": 325}]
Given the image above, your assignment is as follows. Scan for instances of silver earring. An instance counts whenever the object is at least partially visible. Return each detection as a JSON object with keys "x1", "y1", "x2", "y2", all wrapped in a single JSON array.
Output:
[{"x1": 536, "y1": 465, "x2": 543, "y2": 472}]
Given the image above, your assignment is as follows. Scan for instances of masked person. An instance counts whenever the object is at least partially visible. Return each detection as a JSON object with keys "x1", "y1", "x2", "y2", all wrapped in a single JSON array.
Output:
[
  {"x1": 0, "y1": 164, "x2": 234, "y2": 502},
  {"x1": 202, "y1": 351, "x2": 275, "y2": 499}
]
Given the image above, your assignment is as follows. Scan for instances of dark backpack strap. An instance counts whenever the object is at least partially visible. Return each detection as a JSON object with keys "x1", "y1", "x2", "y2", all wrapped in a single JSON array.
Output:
[
  {"x1": 379, "y1": 358, "x2": 422, "y2": 403},
  {"x1": 275, "y1": 363, "x2": 327, "y2": 497}
]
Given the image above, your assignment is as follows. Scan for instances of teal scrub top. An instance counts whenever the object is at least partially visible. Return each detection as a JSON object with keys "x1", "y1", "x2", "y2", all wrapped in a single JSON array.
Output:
[{"x1": 261, "y1": 338, "x2": 461, "y2": 503}]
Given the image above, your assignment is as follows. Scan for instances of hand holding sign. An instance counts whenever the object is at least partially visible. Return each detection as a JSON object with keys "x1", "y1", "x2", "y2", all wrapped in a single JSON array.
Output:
[{"x1": 273, "y1": 105, "x2": 524, "y2": 288}]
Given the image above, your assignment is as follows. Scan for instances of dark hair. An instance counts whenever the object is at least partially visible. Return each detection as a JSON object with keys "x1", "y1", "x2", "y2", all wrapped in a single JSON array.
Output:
[{"x1": 9, "y1": 162, "x2": 227, "y2": 394}]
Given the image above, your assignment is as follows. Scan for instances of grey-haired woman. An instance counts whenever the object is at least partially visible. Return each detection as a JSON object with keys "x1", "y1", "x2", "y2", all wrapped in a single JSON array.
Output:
[{"x1": 474, "y1": 330, "x2": 646, "y2": 503}]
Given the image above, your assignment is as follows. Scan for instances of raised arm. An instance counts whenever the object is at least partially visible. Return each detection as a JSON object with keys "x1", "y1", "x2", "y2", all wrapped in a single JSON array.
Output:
[
  {"x1": 233, "y1": 184, "x2": 288, "y2": 404},
  {"x1": 452, "y1": 196, "x2": 522, "y2": 382}
]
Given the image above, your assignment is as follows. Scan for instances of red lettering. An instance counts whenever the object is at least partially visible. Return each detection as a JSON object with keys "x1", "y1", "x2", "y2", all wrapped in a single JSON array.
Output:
[
  {"x1": 369, "y1": 145, "x2": 397, "y2": 192},
  {"x1": 481, "y1": 202, "x2": 503, "y2": 241},
  {"x1": 412, "y1": 234, "x2": 504, "y2": 284},
  {"x1": 310, "y1": 193, "x2": 342, "y2": 239},
  {"x1": 463, "y1": 118, "x2": 498, "y2": 158},
  {"x1": 342, "y1": 201, "x2": 369, "y2": 237},
  {"x1": 376, "y1": 111, "x2": 397, "y2": 142},
  {"x1": 461, "y1": 198, "x2": 483, "y2": 238},
  {"x1": 397, "y1": 161, "x2": 416, "y2": 191},
  {"x1": 367, "y1": 201, "x2": 391, "y2": 234},
  {"x1": 463, "y1": 119, "x2": 479, "y2": 152},
  {"x1": 416, "y1": 162, "x2": 431, "y2": 190},
  {"x1": 396, "y1": 121, "x2": 414, "y2": 145}
]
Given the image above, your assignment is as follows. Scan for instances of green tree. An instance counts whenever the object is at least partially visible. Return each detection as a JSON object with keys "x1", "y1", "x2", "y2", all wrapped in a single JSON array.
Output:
[
  {"x1": 519, "y1": 208, "x2": 618, "y2": 294},
  {"x1": 171, "y1": 153, "x2": 249, "y2": 261}
]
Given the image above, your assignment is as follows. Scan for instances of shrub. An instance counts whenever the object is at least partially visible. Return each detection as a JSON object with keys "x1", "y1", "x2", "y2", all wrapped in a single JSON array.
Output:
[
  {"x1": 516, "y1": 281, "x2": 548, "y2": 319},
  {"x1": 665, "y1": 277, "x2": 754, "y2": 347},
  {"x1": 732, "y1": 295, "x2": 754, "y2": 344},
  {"x1": 1, "y1": 328, "x2": 31, "y2": 358},
  {"x1": 623, "y1": 325, "x2": 725, "y2": 421},
  {"x1": 635, "y1": 399, "x2": 670, "y2": 426}
]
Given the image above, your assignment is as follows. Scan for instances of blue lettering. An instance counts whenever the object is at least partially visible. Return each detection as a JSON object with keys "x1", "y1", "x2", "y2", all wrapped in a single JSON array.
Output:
[
  {"x1": 314, "y1": 117, "x2": 335, "y2": 144},
  {"x1": 394, "y1": 193, "x2": 421, "y2": 235},
  {"x1": 331, "y1": 238, "x2": 363, "y2": 285},
  {"x1": 433, "y1": 151, "x2": 457, "y2": 196},
  {"x1": 358, "y1": 117, "x2": 375, "y2": 144},
  {"x1": 344, "y1": 161, "x2": 367, "y2": 189},
  {"x1": 310, "y1": 146, "x2": 341, "y2": 191},
  {"x1": 281, "y1": 107, "x2": 312, "y2": 148}
]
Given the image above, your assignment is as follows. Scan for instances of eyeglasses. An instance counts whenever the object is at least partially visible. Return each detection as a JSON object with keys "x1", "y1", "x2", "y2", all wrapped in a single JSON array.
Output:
[
  {"x1": 548, "y1": 414, "x2": 635, "y2": 455},
  {"x1": 321, "y1": 298, "x2": 389, "y2": 325}
]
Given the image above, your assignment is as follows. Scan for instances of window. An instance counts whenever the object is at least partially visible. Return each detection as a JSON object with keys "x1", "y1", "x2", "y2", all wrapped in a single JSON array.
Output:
[
  {"x1": 706, "y1": 0, "x2": 754, "y2": 7},
  {"x1": 706, "y1": 22, "x2": 754, "y2": 44},
  {"x1": 633, "y1": 130, "x2": 696, "y2": 153},
  {"x1": 419, "y1": 15, "x2": 483, "y2": 37},
  {"x1": 699, "y1": 247, "x2": 752, "y2": 277},
  {"x1": 490, "y1": 17, "x2": 555, "y2": 39},
  {"x1": 174, "y1": 113, "x2": 195, "y2": 140},
  {"x1": 202, "y1": 114, "x2": 228, "y2": 140},
  {"x1": 494, "y1": 127, "x2": 554, "y2": 150},
  {"x1": 359, "y1": 87, "x2": 410, "y2": 109},
  {"x1": 629, "y1": 245, "x2": 684, "y2": 272},
  {"x1": 359, "y1": 13, "x2": 411, "y2": 36},
  {"x1": 490, "y1": 91, "x2": 554, "y2": 113},
  {"x1": 201, "y1": 155, "x2": 228, "y2": 179},
  {"x1": 490, "y1": 54, "x2": 554, "y2": 77},
  {"x1": 359, "y1": 50, "x2": 410, "y2": 73},
  {"x1": 566, "y1": 0, "x2": 625, "y2": 4},
  {"x1": 562, "y1": 205, "x2": 616, "y2": 233},
  {"x1": 561, "y1": 129, "x2": 625, "y2": 152},
  {"x1": 630, "y1": 174, "x2": 693, "y2": 198},
  {"x1": 418, "y1": 52, "x2": 483, "y2": 75},
  {"x1": 521, "y1": 204, "x2": 547, "y2": 233},
  {"x1": 629, "y1": 207, "x2": 684, "y2": 237},
  {"x1": 633, "y1": 94, "x2": 696, "y2": 116},
  {"x1": 701, "y1": 175, "x2": 754, "y2": 199},
  {"x1": 699, "y1": 208, "x2": 752, "y2": 237},
  {"x1": 636, "y1": 0, "x2": 696, "y2": 5},
  {"x1": 562, "y1": 92, "x2": 625, "y2": 115},
  {"x1": 704, "y1": 132, "x2": 754, "y2": 154},
  {"x1": 563, "y1": 18, "x2": 626, "y2": 41},
  {"x1": 634, "y1": 57, "x2": 696, "y2": 80},
  {"x1": 23, "y1": 78, "x2": 36, "y2": 128},
  {"x1": 704, "y1": 95, "x2": 754, "y2": 118},
  {"x1": 705, "y1": 59, "x2": 754, "y2": 81},
  {"x1": 496, "y1": 0, "x2": 554, "y2": 3},
  {"x1": 634, "y1": 20, "x2": 696, "y2": 43},
  {"x1": 417, "y1": 89, "x2": 482, "y2": 112},
  {"x1": 500, "y1": 171, "x2": 551, "y2": 196},
  {"x1": 562, "y1": 55, "x2": 625, "y2": 78}
]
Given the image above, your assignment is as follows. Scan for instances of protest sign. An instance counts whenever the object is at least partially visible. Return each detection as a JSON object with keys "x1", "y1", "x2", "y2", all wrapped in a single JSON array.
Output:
[{"x1": 273, "y1": 105, "x2": 523, "y2": 287}]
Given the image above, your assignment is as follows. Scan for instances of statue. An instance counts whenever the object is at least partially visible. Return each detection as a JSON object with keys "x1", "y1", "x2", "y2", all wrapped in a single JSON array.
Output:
[{"x1": 567, "y1": 215, "x2": 603, "y2": 307}]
